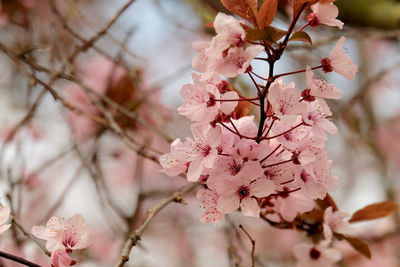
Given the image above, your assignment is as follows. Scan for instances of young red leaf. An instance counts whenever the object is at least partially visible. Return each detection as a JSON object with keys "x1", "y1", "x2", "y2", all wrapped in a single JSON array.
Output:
[
  {"x1": 292, "y1": 0, "x2": 317, "y2": 15},
  {"x1": 349, "y1": 201, "x2": 399, "y2": 223},
  {"x1": 221, "y1": 0, "x2": 258, "y2": 24},
  {"x1": 256, "y1": 0, "x2": 278, "y2": 28},
  {"x1": 316, "y1": 193, "x2": 338, "y2": 212},
  {"x1": 340, "y1": 235, "x2": 371, "y2": 259},
  {"x1": 289, "y1": 31, "x2": 312, "y2": 45},
  {"x1": 246, "y1": 26, "x2": 287, "y2": 44}
]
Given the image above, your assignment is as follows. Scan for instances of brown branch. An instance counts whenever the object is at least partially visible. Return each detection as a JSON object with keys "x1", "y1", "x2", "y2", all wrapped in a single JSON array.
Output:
[
  {"x1": 67, "y1": 0, "x2": 137, "y2": 62},
  {"x1": 238, "y1": 225, "x2": 255, "y2": 267},
  {"x1": 0, "y1": 250, "x2": 44, "y2": 267},
  {"x1": 10, "y1": 215, "x2": 50, "y2": 256},
  {"x1": 114, "y1": 182, "x2": 199, "y2": 267}
]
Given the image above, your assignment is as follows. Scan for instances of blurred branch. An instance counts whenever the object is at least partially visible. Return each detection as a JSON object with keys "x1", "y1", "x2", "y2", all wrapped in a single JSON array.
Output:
[
  {"x1": 10, "y1": 215, "x2": 50, "y2": 256},
  {"x1": 0, "y1": 251, "x2": 43, "y2": 267},
  {"x1": 115, "y1": 182, "x2": 199, "y2": 267},
  {"x1": 67, "y1": 0, "x2": 137, "y2": 62}
]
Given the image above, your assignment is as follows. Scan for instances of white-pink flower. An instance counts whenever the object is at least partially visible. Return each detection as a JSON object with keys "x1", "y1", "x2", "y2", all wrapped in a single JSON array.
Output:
[
  {"x1": 51, "y1": 250, "x2": 74, "y2": 267},
  {"x1": 302, "y1": 99, "x2": 338, "y2": 139},
  {"x1": 211, "y1": 13, "x2": 246, "y2": 52},
  {"x1": 293, "y1": 242, "x2": 342, "y2": 267},
  {"x1": 0, "y1": 206, "x2": 11, "y2": 234},
  {"x1": 268, "y1": 79, "x2": 307, "y2": 123},
  {"x1": 160, "y1": 138, "x2": 188, "y2": 177},
  {"x1": 178, "y1": 73, "x2": 238, "y2": 123},
  {"x1": 274, "y1": 191, "x2": 315, "y2": 221},
  {"x1": 322, "y1": 36, "x2": 358, "y2": 80},
  {"x1": 323, "y1": 206, "x2": 354, "y2": 241},
  {"x1": 197, "y1": 188, "x2": 224, "y2": 224},
  {"x1": 305, "y1": 66, "x2": 342, "y2": 100},
  {"x1": 31, "y1": 214, "x2": 92, "y2": 253},
  {"x1": 209, "y1": 45, "x2": 264, "y2": 78},
  {"x1": 216, "y1": 173, "x2": 275, "y2": 218},
  {"x1": 175, "y1": 124, "x2": 222, "y2": 182},
  {"x1": 192, "y1": 13, "x2": 263, "y2": 78},
  {"x1": 307, "y1": 3, "x2": 344, "y2": 29}
]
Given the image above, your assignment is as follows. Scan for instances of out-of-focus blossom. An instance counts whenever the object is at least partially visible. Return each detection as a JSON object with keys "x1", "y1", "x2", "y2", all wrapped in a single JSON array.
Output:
[
  {"x1": 51, "y1": 250, "x2": 74, "y2": 267},
  {"x1": 323, "y1": 206, "x2": 354, "y2": 241},
  {"x1": 294, "y1": 242, "x2": 342, "y2": 267},
  {"x1": 31, "y1": 214, "x2": 92, "y2": 253}
]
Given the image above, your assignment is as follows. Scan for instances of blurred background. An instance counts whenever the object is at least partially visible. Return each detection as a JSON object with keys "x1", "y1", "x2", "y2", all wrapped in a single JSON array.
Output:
[{"x1": 0, "y1": 0, "x2": 399, "y2": 266}]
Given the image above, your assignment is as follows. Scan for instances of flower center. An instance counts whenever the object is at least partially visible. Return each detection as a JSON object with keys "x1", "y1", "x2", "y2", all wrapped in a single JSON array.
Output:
[
  {"x1": 230, "y1": 163, "x2": 242, "y2": 175},
  {"x1": 306, "y1": 13, "x2": 320, "y2": 28},
  {"x1": 198, "y1": 145, "x2": 211, "y2": 157},
  {"x1": 321, "y1": 58, "x2": 333, "y2": 73},
  {"x1": 237, "y1": 185, "x2": 250, "y2": 199},
  {"x1": 301, "y1": 88, "x2": 315, "y2": 102},
  {"x1": 206, "y1": 93, "x2": 216, "y2": 107},
  {"x1": 309, "y1": 247, "x2": 321, "y2": 260}
]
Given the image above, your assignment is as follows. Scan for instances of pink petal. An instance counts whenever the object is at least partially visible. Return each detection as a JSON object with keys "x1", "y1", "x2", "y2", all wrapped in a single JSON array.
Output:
[
  {"x1": 31, "y1": 226, "x2": 55, "y2": 240},
  {"x1": 217, "y1": 195, "x2": 240, "y2": 214},
  {"x1": 240, "y1": 198, "x2": 260, "y2": 217},
  {"x1": 250, "y1": 179, "x2": 275, "y2": 198},
  {"x1": 220, "y1": 91, "x2": 239, "y2": 114}
]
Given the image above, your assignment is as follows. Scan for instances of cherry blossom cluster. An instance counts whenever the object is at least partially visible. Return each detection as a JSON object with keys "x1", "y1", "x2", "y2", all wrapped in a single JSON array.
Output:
[
  {"x1": 160, "y1": 1, "x2": 358, "y2": 266},
  {"x1": 31, "y1": 214, "x2": 92, "y2": 267}
]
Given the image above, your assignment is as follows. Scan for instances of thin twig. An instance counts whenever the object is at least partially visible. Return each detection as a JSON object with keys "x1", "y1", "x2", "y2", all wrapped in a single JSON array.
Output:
[
  {"x1": 0, "y1": 251, "x2": 44, "y2": 267},
  {"x1": 238, "y1": 225, "x2": 255, "y2": 267},
  {"x1": 115, "y1": 182, "x2": 199, "y2": 267}
]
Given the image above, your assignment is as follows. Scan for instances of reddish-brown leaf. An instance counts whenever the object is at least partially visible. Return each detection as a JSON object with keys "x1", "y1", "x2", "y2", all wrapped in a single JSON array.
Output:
[
  {"x1": 292, "y1": 0, "x2": 316, "y2": 15},
  {"x1": 301, "y1": 208, "x2": 324, "y2": 222},
  {"x1": 289, "y1": 31, "x2": 312, "y2": 45},
  {"x1": 340, "y1": 235, "x2": 371, "y2": 259},
  {"x1": 316, "y1": 193, "x2": 338, "y2": 212},
  {"x1": 349, "y1": 201, "x2": 399, "y2": 223},
  {"x1": 221, "y1": 0, "x2": 258, "y2": 24},
  {"x1": 245, "y1": 26, "x2": 287, "y2": 44},
  {"x1": 256, "y1": 0, "x2": 278, "y2": 28}
]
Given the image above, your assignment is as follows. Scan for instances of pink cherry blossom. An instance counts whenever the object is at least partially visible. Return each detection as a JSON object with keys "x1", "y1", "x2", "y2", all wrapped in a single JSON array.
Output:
[
  {"x1": 207, "y1": 139, "x2": 265, "y2": 188},
  {"x1": 211, "y1": 13, "x2": 246, "y2": 52},
  {"x1": 196, "y1": 188, "x2": 224, "y2": 224},
  {"x1": 174, "y1": 124, "x2": 222, "y2": 182},
  {"x1": 307, "y1": 3, "x2": 344, "y2": 29},
  {"x1": 31, "y1": 214, "x2": 92, "y2": 253},
  {"x1": 323, "y1": 206, "x2": 354, "y2": 241},
  {"x1": 294, "y1": 242, "x2": 342, "y2": 267},
  {"x1": 177, "y1": 73, "x2": 238, "y2": 122},
  {"x1": 216, "y1": 171, "x2": 275, "y2": 218},
  {"x1": 0, "y1": 206, "x2": 11, "y2": 234},
  {"x1": 192, "y1": 13, "x2": 263, "y2": 78},
  {"x1": 208, "y1": 45, "x2": 264, "y2": 78},
  {"x1": 273, "y1": 191, "x2": 315, "y2": 221},
  {"x1": 268, "y1": 79, "x2": 307, "y2": 123},
  {"x1": 192, "y1": 41, "x2": 210, "y2": 73},
  {"x1": 302, "y1": 99, "x2": 338, "y2": 139},
  {"x1": 159, "y1": 138, "x2": 188, "y2": 177},
  {"x1": 51, "y1": 250, "x2": 74, "y2": 267},
  {"x1": 322, "y1": 36, "x2": 358, "y2": 80},
  {"x1": 305, "y1": 66, "x2": 342, "y2": 100}
]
